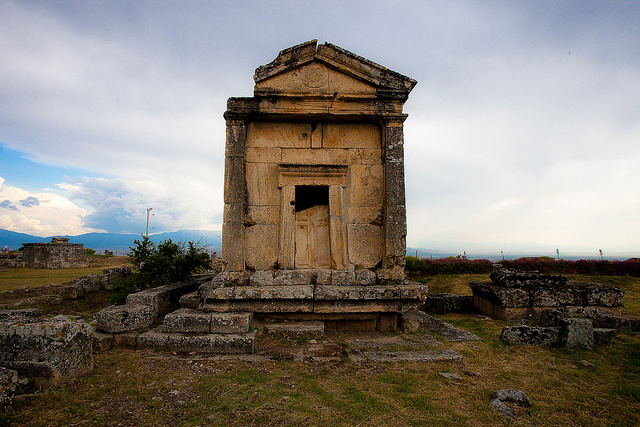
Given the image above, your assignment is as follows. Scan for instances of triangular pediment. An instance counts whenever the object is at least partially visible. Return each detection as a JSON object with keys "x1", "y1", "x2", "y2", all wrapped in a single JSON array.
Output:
[{"x1": 254, "y1": 40, "x2": 416, "y2": 99}]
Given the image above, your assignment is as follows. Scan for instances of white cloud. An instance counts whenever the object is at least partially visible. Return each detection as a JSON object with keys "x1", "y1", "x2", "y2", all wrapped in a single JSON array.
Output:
[
  {"x1": 0, "y1": 176, "x2": 95, "y2": 236},
  {"x1": 0, "y1": 1, "x2": 639, "y2": 254}
]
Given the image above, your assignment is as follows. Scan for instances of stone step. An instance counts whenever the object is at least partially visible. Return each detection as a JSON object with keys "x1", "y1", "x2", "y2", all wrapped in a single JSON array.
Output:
[
  {"x1": 137, "y1": 329, "x2": 256, "y2": 354},
  {"x1": 163, "y1": 308, "x2": 252, "y2": 334},
  {"x1": 263, "y1": 321, "x2": 324, "y2": 340}
]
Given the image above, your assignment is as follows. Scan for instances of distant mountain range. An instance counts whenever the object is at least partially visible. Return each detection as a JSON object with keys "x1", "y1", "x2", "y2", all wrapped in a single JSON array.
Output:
[{"x1": 0, "y1": 229, "x2": 222, "y2": 254}]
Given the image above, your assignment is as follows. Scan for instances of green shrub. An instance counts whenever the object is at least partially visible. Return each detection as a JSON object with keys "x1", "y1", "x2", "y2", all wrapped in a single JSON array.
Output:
[{"x1": 109, "y1": 236, "x2": 211, "y2": 304}]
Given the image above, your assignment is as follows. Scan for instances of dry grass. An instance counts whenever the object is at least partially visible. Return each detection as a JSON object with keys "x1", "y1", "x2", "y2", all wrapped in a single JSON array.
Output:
[
  {"x1": 0, "y1": 256, "x2": 129, "y2": 291},
  {"x1": 1, "y1": 272, "x2": 639, "y2": 426}
]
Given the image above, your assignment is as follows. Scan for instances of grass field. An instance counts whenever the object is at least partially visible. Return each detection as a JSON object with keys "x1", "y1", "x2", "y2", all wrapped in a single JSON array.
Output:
[{"x1": 1, "y1": 267, "x2": 639, "y2": 426}]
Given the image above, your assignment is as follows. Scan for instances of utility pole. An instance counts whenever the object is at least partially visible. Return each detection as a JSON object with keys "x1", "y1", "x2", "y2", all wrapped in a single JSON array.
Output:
[{"x1": 146, "y1": 208, "x2": 153, "y2": 238}]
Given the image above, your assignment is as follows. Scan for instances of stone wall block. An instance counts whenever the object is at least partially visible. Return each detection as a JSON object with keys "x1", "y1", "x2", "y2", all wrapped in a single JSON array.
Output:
[
  {"x1": 584, "y1": 284, "x2": 625, "y2": 307},
  {"x1": 347, "y1": 224, "x2": 383, "y2": 269},
  {"x1": 244, "y1": 224, "x2": 279, "y2": 270}
]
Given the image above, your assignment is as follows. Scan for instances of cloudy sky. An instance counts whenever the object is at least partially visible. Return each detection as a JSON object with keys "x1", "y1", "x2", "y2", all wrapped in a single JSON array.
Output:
[{"x1": 1, "y1": 0, "x2": 638, "y2": 257}]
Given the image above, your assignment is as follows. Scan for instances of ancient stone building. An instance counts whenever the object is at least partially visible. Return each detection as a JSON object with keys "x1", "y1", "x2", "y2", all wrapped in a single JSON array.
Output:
[
  {"x1": 198, "y1": 41, "x2": 426, "y2": 331},
  {"x1": 222, "y1": 40, "x2": 415, "y2": 275},
  {"x1": 22, "y1": 237, "x2": 89, "y2": 269}
]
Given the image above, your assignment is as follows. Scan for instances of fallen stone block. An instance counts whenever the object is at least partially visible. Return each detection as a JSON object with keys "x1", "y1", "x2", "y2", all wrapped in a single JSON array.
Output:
[
  {"x1": 95, "y1": 304, "x2": 154, "y2": 333},
  {"x1": 559, "y1": 318, "x2": 594, "y2": 350},
  {"x1": 500, "y1": 325, "x2": 559, "y2": 346},
  {"x1": 0, "y1": 317, "x2": 93, "y2": 387}
]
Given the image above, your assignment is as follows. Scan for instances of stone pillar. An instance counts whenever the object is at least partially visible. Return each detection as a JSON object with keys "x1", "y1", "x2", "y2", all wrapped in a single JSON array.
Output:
[
  {"x1": 382, "y1": 116, "x2": 408, "y2": 270},
  {"x1": 279, "y1": 185, "x2": 296, "y2": 269},
  {"x1": 222, "y1": 115, "x2": 247, "y2": 271},
  {"x1": 328, "y1": 185, "x2": 347, "y2": 269}
]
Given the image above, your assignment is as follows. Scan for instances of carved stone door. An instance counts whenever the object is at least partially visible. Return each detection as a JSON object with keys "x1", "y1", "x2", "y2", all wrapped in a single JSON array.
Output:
[{"x1": 295, "y1": 204, "x2": 330, "y2": 269}]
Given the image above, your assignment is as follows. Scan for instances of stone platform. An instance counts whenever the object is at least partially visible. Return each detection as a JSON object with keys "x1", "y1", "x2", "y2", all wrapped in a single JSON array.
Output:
[{"x1": 197, "y1": 269, "x2": 428, "y2": 316}]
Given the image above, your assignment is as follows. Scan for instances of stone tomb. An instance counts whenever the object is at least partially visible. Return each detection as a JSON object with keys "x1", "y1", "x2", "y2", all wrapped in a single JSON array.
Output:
[
  {"x1": 22, "y1": 237, "x2": 89, "y2": 269},
  {"x1": 198, "y1": 40, "x2": 427, "y2": 330}
]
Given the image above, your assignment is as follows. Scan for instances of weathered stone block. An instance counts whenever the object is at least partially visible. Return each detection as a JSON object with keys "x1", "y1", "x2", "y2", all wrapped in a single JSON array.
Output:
[
  {"x1": 490, "y1": 268, "x2": 568, "y2": 288},
  {"x1": 210, "y1": 312, "x2": 252, "y2": 334},
  {"x1": 203, "y1": 285, "x2": 314, "y2": 301},
  {"x1": 247, "y1": 121, "x2": 311, "y2": 148},
  {"x1": 0, "y1": 308, "x2": 40, "y2": 321},
  {"x1": 246, "y1": 147, "x2": 282, "y2": 163},
  {"x1": 273, "y1": 269, "x2": 313, "y2": 286},
  {"x1": 0, "y1": 318, "x2": 93, "y2": 387},
  {"x1": 126, "y1": 280, "x2": 200, "y2": 318},
  {"x1": 246, "y1": 162, "x2": 280, "y2": 206},
  {"x1": 376, "y1": 268, "x2": 406, "y2": 285},
  {"x1": 331, "y1": 270, "x2": 355, "y2": 287},
  {"x1": 249, "y1": 270, "x2": 274, "y2": 286},
  {"x1": 322, "y1": 123, "x2": 381, "y2": 149},
  {"x1": 100, "y1": 266, "x2": 131, "y2": 291},
  {"x1": 349, "y1": 164, "x2": 384, "y2": 207},
  {"x1": 244, "y1": 224, "x2": 279, "y2": 270},
  {"x1": 469, "y1": 282, "x2": 530, "y2": 308},
  {"x1": 347, "y1": 224, "x2": 383, "y2": 269},
  {"x1": 315, "y1": 269, "x2": 332, "y2": 285},
  {"x1": 75, "y1": 274, "x2": 101, "y2": 293},
  {"x1": 583, "y1": 284, "x2": 624, "y2": 307},
  {"x1": 500, "y1": 325, "x2": 559, "y2": 346},
  {"x1": 164, "y1": 308, "x2": 211, "y2": 334},
  {"x1": 95, "y1": 305, "x2": 154, "y2": 333},
  {"x1": 355, "y1": 269, "x2": 378, "y2": 286},
  {"x1": 400, "y1": 310, "x2": 482, "y2": 341},
  {"x1": 559, "y1": 318, "x2": 594, "y2": 350},
  {"x1": 113, "y1": 332, "x2": 139, "y2": 349},
  {"x1": 246, "y1": 205, "x2": 280, "y2": 225}
]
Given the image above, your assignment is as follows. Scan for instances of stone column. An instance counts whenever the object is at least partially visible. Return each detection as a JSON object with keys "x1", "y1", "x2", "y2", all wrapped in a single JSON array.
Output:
[
  {"x1": 382, "y1": 116, "x2": 408, "y2": 270},
  {"x1": 222, "y1": 115, "x2": 247, "y2": 271}
]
